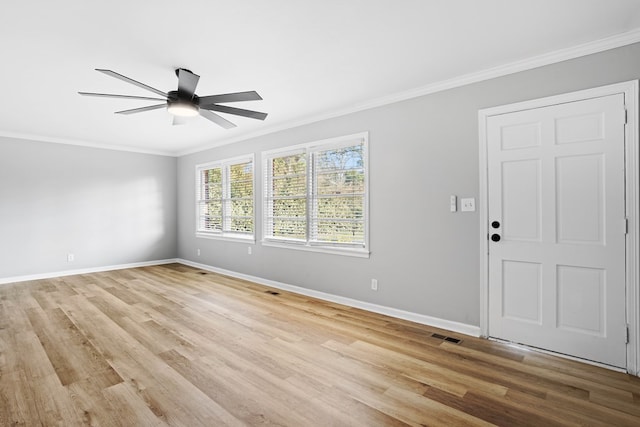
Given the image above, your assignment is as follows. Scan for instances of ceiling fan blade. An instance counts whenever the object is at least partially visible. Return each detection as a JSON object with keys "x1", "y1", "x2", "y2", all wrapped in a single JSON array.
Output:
[
  {"x1": 177, "y1": 69, "x2": 200, "y2": 99},
  {"x1": 198, "y1": 91, "x2": 263, "y2": 105},
  {"x1": 172, "y1": 115, "x2": 188, "y2": 126},
  {"x1": 202, "y1": 104, "x2": 268, "y2": 121},
  {"x1": 96, "y1": 69, "x2": 167, "y2": 98},
  {"x1": 78, "y1": 92, "x2": 165, "y2": 102},
  {"x1": 200, "y1": 109, "x2": 237, "y2": 129},
  {"x1": 115, "y1": 103, "x2": 166, "y2": 115}
]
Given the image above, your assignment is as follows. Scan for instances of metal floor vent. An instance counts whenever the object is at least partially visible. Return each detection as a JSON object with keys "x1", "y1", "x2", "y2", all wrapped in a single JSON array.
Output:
[
  {"x1": 431, "y1": 333, "x2": 461, "y2": 344},
  {"x1": 265, "y1": 290, "x2": 280, "y2": 296}
]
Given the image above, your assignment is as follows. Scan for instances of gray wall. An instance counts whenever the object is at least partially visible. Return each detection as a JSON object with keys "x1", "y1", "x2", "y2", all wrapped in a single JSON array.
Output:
[
  {"x1": 3, "y1": 42, "x2": 638, "y2": 326},
  {"x1": 0, "y1": 138, "x2": 177, "y2": 278},
  {"x1": 177, "y1": 42, "x2": 640, "y2": 327}
]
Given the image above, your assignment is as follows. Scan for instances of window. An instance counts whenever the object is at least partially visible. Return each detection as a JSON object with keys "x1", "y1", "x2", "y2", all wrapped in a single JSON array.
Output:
[
  {"x1": 263, "y1": 133, "x2": 368, "y2": 257},
  {"x1": 196, "y1": 155, "x2": 254, "y2": 241}
]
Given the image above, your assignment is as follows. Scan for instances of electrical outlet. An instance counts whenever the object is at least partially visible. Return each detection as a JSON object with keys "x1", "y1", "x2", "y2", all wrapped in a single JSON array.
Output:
[
  {"x1": 371, "y1": 279, "x2": 378, "y2": 291},
  {"x1": 197, "y1": 249, "x2": 200, "y2": 256},
  {"x1": 248, "y1": 246, "x2": 252, "y2": 255},
  {"x1": 67, "y1": 253, "x2": 75, "y2": 262}
]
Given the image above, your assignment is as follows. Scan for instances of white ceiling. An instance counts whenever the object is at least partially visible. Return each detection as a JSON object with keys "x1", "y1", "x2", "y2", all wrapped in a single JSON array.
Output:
[{"x1": 2, "y1": 1, "x2": 640, "y2": 156}]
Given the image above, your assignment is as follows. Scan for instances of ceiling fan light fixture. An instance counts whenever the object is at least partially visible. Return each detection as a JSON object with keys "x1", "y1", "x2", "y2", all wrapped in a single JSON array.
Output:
[
  {"x1": 167, "y1": 100, "x2": 199, "y2": 117},
  {"x1": 80, "y1": 68, "x2": 266, "y2": 128}
]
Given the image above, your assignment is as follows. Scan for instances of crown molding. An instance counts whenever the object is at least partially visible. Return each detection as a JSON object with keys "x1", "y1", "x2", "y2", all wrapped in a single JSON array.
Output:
[
  {"x1": 4, "y1": 28, "x2": 640, "y2": 158},
  {"x1": 179, "y1": 27, "x2": 640, "y2": 157},
  {"x1": 352, "y1": 27, "x2": 640, "y2": 113},
  {"x1": 0, "y1": 130, "x2": 176, "y2": 157}
]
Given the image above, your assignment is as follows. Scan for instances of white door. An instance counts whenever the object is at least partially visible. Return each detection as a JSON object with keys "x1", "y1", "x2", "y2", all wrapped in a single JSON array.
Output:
[{"x1": 487, "y1": 93, "x2": 627, "y2": 368}]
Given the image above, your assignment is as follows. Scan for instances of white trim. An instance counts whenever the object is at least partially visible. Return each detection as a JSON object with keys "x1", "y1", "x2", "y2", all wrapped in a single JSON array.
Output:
[
  {"x1": 4, "y1": 30, "x2": 639, "y2": 157},
  {"x1": 478, "y1": 109, "x2": 490, "y2": 337},
  {"x1": 0, "y1": 256, "x2": 480, "y2": 337},
  {"x1": 478, "y1": 80, "x2": 639, "y2": 375},
  {"x1": 261, "y1": 132, "x2": 369, "y2": 256},
  {"x1": 0, "y1": 259, "x2": 179, "y2": 285},
  {"x1": 0, "y1": 131, "x2": 175, "y2": 157},
  {"x1": 177, "y1": 28, "x2": 640, "y2": 156},
  {"x1": 195, "y1": 232, "x2": 255, "y2": 244},
  {"x1": 178, "y1": 258, "x2": 481, "y2": 337},
  {"x1": 194, "y1": 152, "x2": 256, "y2": 171},
  {"x1": 625, "y1": 81, "x2": 640, "y2": 376},
  {"x1": 261, "y1": 240, "x2": 370, "y2": 258},
  {"x1": 195, "y1": 153, "x2": 256, "y2": 241},
  {"x1": 264, "y1": 132, "x2": 369, "y2": 156}
]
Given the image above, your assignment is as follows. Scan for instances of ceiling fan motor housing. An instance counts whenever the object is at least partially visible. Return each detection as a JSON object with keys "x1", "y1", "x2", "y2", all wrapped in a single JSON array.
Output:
[{"x1": 167, "y1": 90, "x2": 200, "y2": 117}]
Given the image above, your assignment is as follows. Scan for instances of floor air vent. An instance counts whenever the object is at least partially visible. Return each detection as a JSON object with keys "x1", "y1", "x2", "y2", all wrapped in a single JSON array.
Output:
[{"x1": 431, "y1": 333, "x2": 461, "y2": 344}]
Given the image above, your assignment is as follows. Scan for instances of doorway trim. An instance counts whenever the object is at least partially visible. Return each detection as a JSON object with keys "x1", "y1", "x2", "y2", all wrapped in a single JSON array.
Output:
[{"x1": 478, "y1": 80, "x2": 639, "y2": 374}]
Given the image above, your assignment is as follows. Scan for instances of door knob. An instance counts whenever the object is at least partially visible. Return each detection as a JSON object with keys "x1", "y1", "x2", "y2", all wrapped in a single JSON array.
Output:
[{"x1": 491, "y1": 234, "x2": 501, "y2": 242}]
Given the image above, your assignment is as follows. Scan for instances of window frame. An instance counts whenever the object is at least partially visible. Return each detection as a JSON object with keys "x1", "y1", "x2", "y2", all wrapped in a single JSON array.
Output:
[
  {"x1": 262, "y1": 132, "x2": 369, "y2": 258},
  {"x1": 195, "y1": 154, "x2": 256, "y2": 242}
]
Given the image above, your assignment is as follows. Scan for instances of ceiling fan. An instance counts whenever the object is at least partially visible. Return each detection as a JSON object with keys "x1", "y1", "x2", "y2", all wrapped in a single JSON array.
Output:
[{"x1": 79, "y1": 68, "x2": 267, "y2": 128}]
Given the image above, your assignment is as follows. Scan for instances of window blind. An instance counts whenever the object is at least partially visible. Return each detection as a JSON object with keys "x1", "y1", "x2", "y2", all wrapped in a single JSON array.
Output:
[
  {"x1": 263, "y1": 133, "x2": 368, "y2": 253},
  {"x1": 264, "y1": 150, "x2": 307, "y2": 241},
  {"x1": 225, "y1": 161, "x2": 254, "y2": 234},
  {"x1": 198, "y1": 167, "x2": 223, "y2": 231},
  {"x1": 310, "y1": 143, "x2": 365, "y2": 247},
  {"x1": 196, "y1": 156, "x2": 254, "y2": 240}
]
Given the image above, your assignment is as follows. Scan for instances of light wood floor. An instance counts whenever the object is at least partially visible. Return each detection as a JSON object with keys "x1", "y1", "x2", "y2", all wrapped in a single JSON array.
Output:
[{"x1": 1, "y1": 264, "x2": 640, "y2": 426}]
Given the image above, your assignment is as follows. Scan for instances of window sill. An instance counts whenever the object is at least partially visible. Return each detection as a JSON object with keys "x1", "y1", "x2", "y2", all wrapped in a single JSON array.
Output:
[
  {"x1": 196, "y1": 232, "x2": 256, "y2": 244},
  {"x1": 261, "y1": 240, "x2": 370, "y2": 258}
]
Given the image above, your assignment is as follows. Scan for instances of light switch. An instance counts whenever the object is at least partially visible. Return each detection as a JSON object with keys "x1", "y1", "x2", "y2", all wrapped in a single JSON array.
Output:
[
  {"x1": 461, "y1": 198, "x2": 476, "y2": 212},
  {"x1": 450, "y1": 195, "x2": 457, "y2": 212}
]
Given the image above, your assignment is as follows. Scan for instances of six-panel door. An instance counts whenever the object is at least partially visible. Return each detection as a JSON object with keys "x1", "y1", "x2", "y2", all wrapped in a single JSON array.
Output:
[{"x1": 487, "y1": 94, "x2": 627, "y2": 368}]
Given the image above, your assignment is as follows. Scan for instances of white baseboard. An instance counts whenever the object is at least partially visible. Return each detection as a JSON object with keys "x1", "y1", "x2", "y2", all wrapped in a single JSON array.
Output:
[
  {"x1": 0, "y1": 258, "x2": 179, "y2": 285},
  {"x1": 177, "y1": 258, "x2": 481, "y2": 338},
  {"x1": 1, "y1": 257, "x2": 481, "y2": 338}
]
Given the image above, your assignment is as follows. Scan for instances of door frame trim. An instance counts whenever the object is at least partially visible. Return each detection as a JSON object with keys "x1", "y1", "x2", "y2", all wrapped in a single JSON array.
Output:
[{"x1": 478, "y1": 80, "x2": 639, "y2": 374}]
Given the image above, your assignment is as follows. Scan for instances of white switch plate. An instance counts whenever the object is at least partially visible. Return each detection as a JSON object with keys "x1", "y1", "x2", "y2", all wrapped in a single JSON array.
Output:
[{"x1": 461, "y1": 198, "x2": 476, "y2": 212}]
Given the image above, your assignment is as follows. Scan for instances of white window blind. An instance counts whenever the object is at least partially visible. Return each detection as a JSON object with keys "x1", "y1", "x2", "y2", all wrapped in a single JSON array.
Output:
[
  {"x1": 264, "y1": 149, "x2": 307, "y2": 241},
  {"x1": 198, "y1": 166, "x2": 223, "y2": 232},
  {"x1": 310, "y1": 144, "x2": 365, "y2": 246},
  {"x1": 263, "y1": 133, "x2": 368, "y2": 256},
  {"x1": 196, "y1": 155, "x2": 254, "y2": 240}
]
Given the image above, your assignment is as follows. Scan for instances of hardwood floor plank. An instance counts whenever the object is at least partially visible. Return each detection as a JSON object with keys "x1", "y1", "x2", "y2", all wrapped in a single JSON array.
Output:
[
  {"x1": 10, "y1": 331, "x2": 86, "y2": 425},
  {"x1": 2, "y1": 264, "x2": 640, "y2": 425},
  {"x1": 284, "y1": 374, "x2": 411, "y2": 427},
  {"x1": 385, "y1": 385, "x2": 496, "y2": 426},
  {"x1": 101, "y1": 381, "x2": 170, "y2": 427},
  {"x1": 67, "y1": 374, "x2": 133, "y2": 426},
  {"x1": 524, "y1": 351, "x2": 640, "y2": 394},
  {"x1": 26, "y1": 306, "x2": 123, "y2": 388},
  {"x1": 59, "y1": 293, "x2": 243, "y2": 426},
  {"x1": 159, "y1": 348, "x2": 318, "y2": 426},
  {"x1": 346, "y1": 339, "x2": 509, "y2": 397},
  {"x1": 422, "y1": 384, "x2": 534, "y2": 427},
  {"x1": 366, "y1": 333, "x2": 590, "y2": 401}
]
